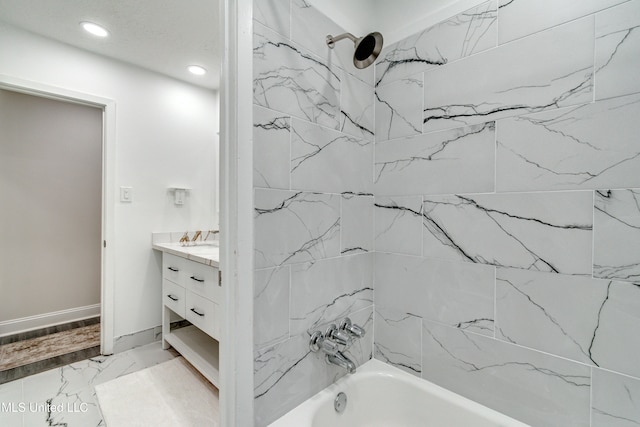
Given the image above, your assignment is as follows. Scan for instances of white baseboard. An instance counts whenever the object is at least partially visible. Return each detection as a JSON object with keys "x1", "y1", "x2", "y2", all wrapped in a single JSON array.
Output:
[{"x1": 0, "y1": 304, "x2": 101, "y2": 337}]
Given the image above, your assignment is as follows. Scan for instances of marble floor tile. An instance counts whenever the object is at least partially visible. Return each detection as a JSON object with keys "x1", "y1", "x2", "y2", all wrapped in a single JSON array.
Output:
[{"x1": 1, "y1": 342, "x2": 177, "y2": 427}]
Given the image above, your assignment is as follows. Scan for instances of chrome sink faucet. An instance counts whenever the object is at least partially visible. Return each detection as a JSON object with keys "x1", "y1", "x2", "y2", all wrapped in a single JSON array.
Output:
[{"x1": 309, "y1": 317, "x2": 365, "y2": 374}]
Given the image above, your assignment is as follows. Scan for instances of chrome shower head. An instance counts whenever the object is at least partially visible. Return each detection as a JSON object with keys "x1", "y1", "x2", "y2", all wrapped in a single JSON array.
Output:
[{"x1": 326, "y1": 31, "x2": 384, "y2": 69}]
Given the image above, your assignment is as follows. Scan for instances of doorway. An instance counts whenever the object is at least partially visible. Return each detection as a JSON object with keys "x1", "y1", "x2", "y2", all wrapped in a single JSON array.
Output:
[
  {"x1": 0, "y1": 76, "x2": 117, "y2": 378},
  {"x1": 0, "y1": 88, "x2": 102, "y2": 382}
]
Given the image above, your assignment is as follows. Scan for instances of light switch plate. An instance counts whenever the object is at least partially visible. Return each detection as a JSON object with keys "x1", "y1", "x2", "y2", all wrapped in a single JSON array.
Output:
[{"x1": 120, "y1": 186, "x2": 133, "y2": 203}]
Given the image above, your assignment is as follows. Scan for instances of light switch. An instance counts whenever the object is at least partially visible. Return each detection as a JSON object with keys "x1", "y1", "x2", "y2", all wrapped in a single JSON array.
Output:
[{"x1": 120, "y1": 186, "x2": 133, "y2": 203}]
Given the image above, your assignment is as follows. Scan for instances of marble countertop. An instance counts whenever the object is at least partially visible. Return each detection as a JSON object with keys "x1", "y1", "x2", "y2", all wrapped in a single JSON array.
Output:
[{"x1": 152, "y1": 242, "x2": 219, "y2": 268}]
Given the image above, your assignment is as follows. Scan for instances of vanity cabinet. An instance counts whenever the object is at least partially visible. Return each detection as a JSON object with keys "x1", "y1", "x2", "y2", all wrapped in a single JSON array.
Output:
[{"x1": 160, "y1": 251, "x2": 221, "y2": 387}]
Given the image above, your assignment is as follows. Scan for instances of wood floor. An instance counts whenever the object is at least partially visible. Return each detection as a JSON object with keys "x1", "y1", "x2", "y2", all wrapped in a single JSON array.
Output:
[{"x1": 0, "y1": 317, "x2": 100, "y2": 384}]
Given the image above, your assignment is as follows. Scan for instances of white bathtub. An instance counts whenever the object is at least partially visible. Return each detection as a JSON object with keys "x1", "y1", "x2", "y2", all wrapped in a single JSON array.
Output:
[{"x1": 269, "y1": 359, "x2": 529, "y2": 427}]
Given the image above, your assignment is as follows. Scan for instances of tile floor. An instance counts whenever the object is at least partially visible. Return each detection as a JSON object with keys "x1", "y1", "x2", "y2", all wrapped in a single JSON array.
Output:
[{"x1": 0, "y1": 342, "x2": 178, "y2": 426}]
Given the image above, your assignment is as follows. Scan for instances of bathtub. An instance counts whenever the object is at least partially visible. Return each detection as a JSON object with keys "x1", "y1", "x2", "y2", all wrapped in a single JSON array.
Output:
[{"x1": 269, "y1": 358, "x2": 529, "y2": 427}]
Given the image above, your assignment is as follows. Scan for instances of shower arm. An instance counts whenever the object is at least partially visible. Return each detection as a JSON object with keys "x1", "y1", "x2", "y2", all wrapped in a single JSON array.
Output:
[{"x1": 326, "y1": 33, "x2": 358, "y2": 49}]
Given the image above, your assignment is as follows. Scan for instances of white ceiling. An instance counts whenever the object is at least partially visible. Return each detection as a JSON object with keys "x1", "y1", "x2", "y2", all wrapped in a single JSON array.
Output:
[{"x1": 0, "y1": 0, "x2": 220, "y2": 90}]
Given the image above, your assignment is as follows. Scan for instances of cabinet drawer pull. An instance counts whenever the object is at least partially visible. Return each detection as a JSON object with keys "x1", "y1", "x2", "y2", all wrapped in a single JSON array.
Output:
[
  {"x1": 167, "y1": 267, "x2": 179, "y2": 272},
  {"x1": 190, "y1": 308, "x2": 205, "y2": 317},
  {"x1": 190, "y1": 276, "x2": 205, "y2": 283},
  {"x1": 167, "y1": 294, "x2": 179, "y2": 301}
]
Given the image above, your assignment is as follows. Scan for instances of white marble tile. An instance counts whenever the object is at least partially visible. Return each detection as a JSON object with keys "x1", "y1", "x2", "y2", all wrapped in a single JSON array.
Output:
[
  {"x1": 343, "y1": 306, "x2": 374, "y2": 366},
  {"x1": 22, "y1": 385, "x2": 104, "y2": 427},
  {"x1": 588, "y1": 281, "x2": 640, "y2": 378},
  {"x1": 290, "y1": 118, "x2": 372, "y2": 193},
  {"x1": 422, "y1": 191, "x2": 593, "y2": 275},
  {"x1": 0, "y1": 379, "x2": 23, "y2": 426},
  {"x1": 422, "y1": 321, "x2": 591, "y2": 427},
  {"x1": 255, "y1": 266, "x2": 290, "y2": 350},
  {"x1": 595, "y1": 1, "x2": 640, "y2": 100},
  {"x1": 253, "y1": 0, "x2": 290, "y2": 38},
  {"x1": 254, "y1": 189, "x2": 341, "y2": 269},
  {"x1": 290, "y1": 0, "x2": 374, "y2": 85},
  {"x1": 341, "y1": 193, "x2": 374, "y2": 255},
  {"x1": 375, "y1": 253, "x2": 495, "y2": 335},
  {"x1": 497, "y1": 93, "x2": 640, "y2": 192},
  {"x1": 594, "y1": 189, "x2": 640, "y2": 282},
  {"x1": 423, "y1": 16, "x2": 594, "y2": 133},
  {"x1": 375, "y1": 122, "x2": 495, "y2": 196},
  {"x1": 375, "y1": 196, "x2": 423, "y2": 256},
  {"x1": 375, "y1": 1, "x2": 497, "y2": 87},
  {"x1": 253, "y1": 105, "x2": 291, "y2": 190},
  {"x1": 592, "y1": 368, "x2": 640, "y2": 427},
  {"x1": 289, "y1": 253, "x2": 373, "y2": 336},
  {"x1": 340, "y1": 72, "x2": 375, "y2": 141},
  {"x1": 496, "y1": 268, "x2": 609, "y2": 364},
  {"x1": 254, "y1": 332, "x2": 351, "y2": 427},
  {"x1": 374, "y1": 307, "x2": 422, "y2": 377},
  {"x1": 498, "y1": 0, "x2": 627, "y2": 44},
  {"x1": 253, "y1": 22, "x2": 341, "y2": 130},
  {"x1": 375, "y1": 74, "x2": 423, "y2": 143}
]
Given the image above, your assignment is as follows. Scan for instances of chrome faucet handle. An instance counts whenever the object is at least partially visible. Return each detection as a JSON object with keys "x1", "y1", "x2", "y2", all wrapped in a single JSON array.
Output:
[
  {"x1": 326, "y1": 324, "x2": 352, "y2": 346},
  {"x1": 339, "y1": 317, "x2": 365, "y2": 338},
  {"x1": 309, "y1": 331, "x2": 340, "y2": 355}
]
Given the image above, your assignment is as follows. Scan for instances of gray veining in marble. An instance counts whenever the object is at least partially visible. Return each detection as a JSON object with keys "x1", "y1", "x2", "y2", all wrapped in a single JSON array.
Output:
[
  {"x1": 254, "y1": 189, "x2": 340, "y2": 269},
  {"x1": 422, "y1": 191, "x2": 593, "y2": 275},
  {"x1": 253, "y1": 22, "x2": 341, "y2": 130},
  {"x1": 594, "y1": 189, "x2": 640, "y2": 282},
  {"x1": 341, "y1": 193, "x2": 374, "y2": 255},
  {"x1": 496, "y1": 93, "x2": 640, "y2": 192},
  {"x1": 376, "y1": 252, "x2": 495, "y2": 335},
  {"x1": 254, "y1": 105, "x2": 291, "y2": 190},
  {"x1": 595, "y1": 1, "x2": 640, "y2": 100},
  {"x1": 375, "y1": 196, "x2": 423, "y2": 256},
  {"x1": 375, "y1": 0, "x2": 497, "y2": 87},
  {"x1": 423, "y1": 16, "x2": 594, "y2": 133},
  {"x1": 422, "y1": 321, "x2": 591, "y2": 427},
  {"x1": 374, "y1": 307, "x2": 422, "y2": 376},
  {"x1": 290, "y1": 118, "x2": 372, "y2": 194},
  {"x1": 375, "y1": 74, "x2": 423, "y2": 143},
  {"x1": 340, "y1": 72, "x2": 375, "y2": 141},
  {"x1": 289, "y1": 253, "x2": 373, "y2": 336},
  {"x1": 498, "y1": 0, "x2": 628, "y2": 44},
  {"x1": 375, "y1": 122, "x2": 495, "y2": 196},
  {"x1": 592, "y1": 368, "x2": 640, "y2": 427},
  {"x1": 253, "y1": 0, "x2": 290, "y2": 38},
  {"x1": 254, "y1": 266, "x2": 290, "y2": 350}
]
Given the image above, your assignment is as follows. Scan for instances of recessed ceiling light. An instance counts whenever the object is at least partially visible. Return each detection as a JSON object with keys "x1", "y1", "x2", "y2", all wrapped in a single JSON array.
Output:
[
  {"x1": 188, "y1": 65, "x2": 207, "y2": 76},
  {"x1": 81, "y1": 22, "x2": 109, "y2": 38}
]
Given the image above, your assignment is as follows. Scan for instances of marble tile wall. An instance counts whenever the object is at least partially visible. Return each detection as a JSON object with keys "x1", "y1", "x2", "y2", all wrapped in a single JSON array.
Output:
[
  {"x1": 253, "y1": 0, "x2": 640, "y2": 425},
  {"x1": 373, "y1": 1, "x2": 640, "y2": 427},
  {"x1": 252, "y1": 1, "x2": 374, "y2": 425}
]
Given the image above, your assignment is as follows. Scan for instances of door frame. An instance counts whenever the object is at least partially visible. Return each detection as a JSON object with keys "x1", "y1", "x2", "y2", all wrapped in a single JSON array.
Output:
[
  {"x1": 0, "y1": 74, "x2": 116, "y2": 355},
  {"x1": 219, "y1": 0, "x2": 255, "y2": 424}
]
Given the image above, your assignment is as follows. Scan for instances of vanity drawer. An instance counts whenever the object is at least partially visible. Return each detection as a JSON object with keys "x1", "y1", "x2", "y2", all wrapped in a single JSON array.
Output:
[
  {"x1": 162, "y1": 253, "x2": 185, "y2": 284},
  {"x1": 183, "y1": 261, "x2": 220, "y2": 303},
  {"x1": 163, "y1": 279, "x2": 185, "y2": 317},
  {"x1": 185, "y1": 292, "x2": 219, "y2": 340}
]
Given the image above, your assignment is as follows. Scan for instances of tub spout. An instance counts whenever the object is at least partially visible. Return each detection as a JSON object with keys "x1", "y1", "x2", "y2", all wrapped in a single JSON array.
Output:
[{"x1": 326, "y1": 351, "x2": 356, "y2": 374}]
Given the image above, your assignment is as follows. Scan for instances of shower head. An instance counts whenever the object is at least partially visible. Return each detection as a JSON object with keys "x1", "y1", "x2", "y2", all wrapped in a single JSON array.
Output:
[{"x1": 326, "y1": 31, "x2": 384, "y2": 69}]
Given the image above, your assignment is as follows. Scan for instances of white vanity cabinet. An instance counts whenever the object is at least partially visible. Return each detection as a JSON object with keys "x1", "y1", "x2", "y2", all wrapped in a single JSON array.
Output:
[{"x1": 160, "y1": 251, "x2": 221, "y2": 387}]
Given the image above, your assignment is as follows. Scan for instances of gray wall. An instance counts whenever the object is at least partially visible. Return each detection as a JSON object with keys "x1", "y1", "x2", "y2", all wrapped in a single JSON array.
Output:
[
  {"x1": 373, "y1": 1, "x2": 640, "y2": 426},
  {"x1": 0, "y1": 89, "x2": 102, "y2": 322}
]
